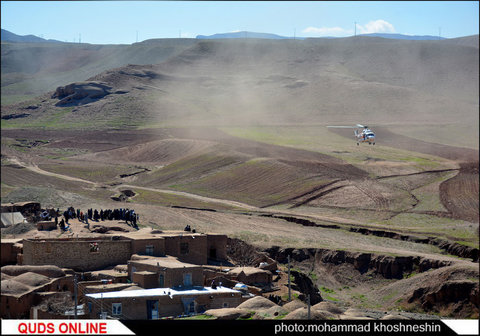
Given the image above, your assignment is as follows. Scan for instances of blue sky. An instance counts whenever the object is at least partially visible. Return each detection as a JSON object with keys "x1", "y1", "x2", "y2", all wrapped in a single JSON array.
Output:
[{"x1": 1, "y1": 1, "x2": 478, "y2": 44}]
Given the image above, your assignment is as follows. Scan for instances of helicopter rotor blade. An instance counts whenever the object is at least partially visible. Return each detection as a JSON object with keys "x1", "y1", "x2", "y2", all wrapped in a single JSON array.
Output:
[
  {"x1": 327, "y1": 126, "x2": 356, "y2": 128},
  {"x1": 356, "y1": 124, "x2": 365, "y2": 128}
]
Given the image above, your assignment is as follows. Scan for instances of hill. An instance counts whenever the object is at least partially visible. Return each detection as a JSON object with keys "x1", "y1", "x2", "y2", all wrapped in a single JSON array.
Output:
[
  {"x1": 2, "y1": 37, "x2": 477, "y2": 135},
  {"x1": 358, "y1": 33, "x2": 446, "y2": 40},
  {"x1": 197, "y1": 31, "x2": 301, "y2": 40},
  {"x1": 1, "y1": 29, "x2": 62, "y2": 43},
  {"x1": 1, "y1": 38, "x2": 197, "y2": 105},
  {"x1": 197, "y1": 31, "x2": 449, "y2": 41}
]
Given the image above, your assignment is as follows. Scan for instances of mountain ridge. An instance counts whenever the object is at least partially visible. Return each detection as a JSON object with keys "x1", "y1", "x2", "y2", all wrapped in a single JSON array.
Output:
[{"x1": 1, "y1": 28, "x2": 63, "y2": 43}]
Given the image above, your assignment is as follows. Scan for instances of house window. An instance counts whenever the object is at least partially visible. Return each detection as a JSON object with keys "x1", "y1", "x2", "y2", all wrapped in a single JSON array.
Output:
[
  {"x1": 223, "y1": 302, "x2": 229, "y2": 308},
  {"x1": 88, "y1": 302, "x2": 93, "y2": 313},
  {"x1": 112, "y1": 303, "x2": 122, "y2": 316},
  {"x1": 180, "y1": 242, "x2": 189, "y2": 255},
  {"x1": 145, "y1": 245, "x2": 154, "y2": 256},
  {"x1": 183, "y1": 273, "x2": 192, "y2": 287},
  {"x1": 90, "y1": 243, "x2": 99, "y2": 253}
]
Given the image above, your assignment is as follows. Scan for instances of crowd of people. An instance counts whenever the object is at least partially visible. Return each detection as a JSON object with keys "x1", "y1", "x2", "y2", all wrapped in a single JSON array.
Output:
[{"x1": 40, "y1": 206, "x2": 140, "y2": 232}]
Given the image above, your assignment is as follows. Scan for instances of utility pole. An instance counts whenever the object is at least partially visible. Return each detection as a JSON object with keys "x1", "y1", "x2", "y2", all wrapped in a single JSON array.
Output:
[
  {"x1": 79, "y1": 34, "x2": 81, "y2": 44},
  {"x1": 74, "y1": 274, "x2": 78, "y2": 319},
  {"x1": 287, "y1": 255, "x2": 291, "y2": 301}
]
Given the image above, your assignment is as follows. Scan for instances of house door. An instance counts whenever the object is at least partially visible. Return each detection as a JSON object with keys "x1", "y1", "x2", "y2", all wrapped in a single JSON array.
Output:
[
  {"x1": 183, "y1": 273, "x2": 192, "y2": 287},
  {"x1": 146, "y1": 300, "x2": 159, "y2": 320},
  {"x1": 209, "y1": 248, "x2": 217, "y2": 259},
  {"x1": 181, "y1": 298, "x2": 196, "y2": 315},
  {"x1": 158, "y1": 274, "x2": 164, "y2": 287}
]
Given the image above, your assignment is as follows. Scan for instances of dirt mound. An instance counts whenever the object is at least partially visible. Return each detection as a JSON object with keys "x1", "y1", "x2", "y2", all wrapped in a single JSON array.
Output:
[
  {"x1": 90, "y1": 225, "x2": 130, "y2": 234},
  {"x1": 1, "y1": 279, "x2": 31, "y2": 295},
  {"x1": 1, "y1": 265, "x2": 65, "y2": 278},
  {"x1": 282, "y1": 300, "x2": 306, "y2": 312},
  {"x1": 1, "y1": 221, "x2": 35, "y2": 235},
  {"x1": 237, "y1": 296, "x2": 278, "y2": 310},
  {"x1": 253, "y1": 305, "x2": 288, "y2": 319},
  {"x1": 284, "y1": 307, "x2": 333, "y2": 320},
  {"x1": 312, "y1": 301, "x2": 345, "y2": 315},
  {"x1": 1, "y1": 273, "x2": 12, "y2": 280},
  {"x1": 14, "y1": 272, "x2": 51, "y2": 287},
  {"x1": 204, "y1": 308, "x2": 252, "y2": 320}
]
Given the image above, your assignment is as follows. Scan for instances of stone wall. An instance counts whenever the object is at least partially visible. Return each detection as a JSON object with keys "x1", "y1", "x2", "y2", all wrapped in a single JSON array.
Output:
[
  {"x1": 164, "y1": 235, "x2": 208, "y2": 265},
  {"x1": 22, "y1": 238, "x2": 132, "y2": 272},
  {"x1": 131, "y1": 238, "x2": 165, "y2": 257}
]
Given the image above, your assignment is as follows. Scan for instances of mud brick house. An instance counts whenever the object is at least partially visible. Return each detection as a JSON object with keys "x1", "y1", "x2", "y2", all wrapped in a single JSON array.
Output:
[
  {"x1": 128, "y1": 255, "x2": 204, "y2": 289},
  {"x1": 1, "y1": 265, "x2": 74, "y2": 319},
  {"x1": 85, "y1": 286, "x2": 248, "y2": 319},
  {"x1": 162, "y1": 232, "x2": 227, "y2": 265},
  {"x1": 2, "y1": 231, "x2": 247, "y2": 319},
  {"x1": 22, "y1": 237, "x2": 133, "y2": 272},
  {"x1": 227, "y1": 267, "x2": 273, "y2": 285},
  {"x1": 1, "y1": 201, "x2": 41, "y2": 215},
  {"x1": 20, "y1": 232, "x2": 229, "y2": 272},
  {"x1": 1, "y1": 238, "x2": 22, "y2": 266}
]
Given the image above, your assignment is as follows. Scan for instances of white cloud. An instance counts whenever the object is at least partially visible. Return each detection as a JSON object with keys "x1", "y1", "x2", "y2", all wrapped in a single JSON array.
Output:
[
  {"x1": 357, "y1": 20, "x2": 396, "y2": 34},
  {"x1": 302, "y1": 19, "x2": 396, "y2": 37},
  {"x1": 302, "y1": 26, "x2": 352, "y2": 37}
]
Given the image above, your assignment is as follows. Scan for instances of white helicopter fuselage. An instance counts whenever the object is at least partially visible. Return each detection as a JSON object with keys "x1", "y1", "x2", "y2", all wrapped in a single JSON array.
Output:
[
  {"x1": 355, "y1": 128, "x2": 376, "y2": 145},
  {"x1": 326, "y1": 124, "x2": 376, "y2": 145}
]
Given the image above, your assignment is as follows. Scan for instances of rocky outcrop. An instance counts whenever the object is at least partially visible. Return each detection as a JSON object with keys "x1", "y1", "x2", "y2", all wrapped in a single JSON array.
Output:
[
  {"x1": 265, "y1": 246, "x2": 453, "y2": 279},
  {"x1": 349, "y1": 227, "x2": 479, "y2": 262},
  {"x1": 52, "y1": 81, "x2": 113, "y2": 106},
  {"x1": 290, "y1": 270, "x2": 323, "y2": 304},
  {"x1": 407, "y1": 280, "x2": 479, "y2": 318},
  {"x1": 1, "y1": 113, "x2": 30, "y2": 120},
  {"x1": 267, "y1": 214, "x2": 478, "y2": 262},
  {"x1": 429, "y1": 238, "x2": 478, "y2": 262}
]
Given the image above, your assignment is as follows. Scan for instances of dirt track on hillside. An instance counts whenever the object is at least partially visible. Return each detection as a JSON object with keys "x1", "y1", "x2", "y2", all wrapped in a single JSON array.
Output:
[{"x1": 3, "y1": 126, "x2": 478, "y2": 222}]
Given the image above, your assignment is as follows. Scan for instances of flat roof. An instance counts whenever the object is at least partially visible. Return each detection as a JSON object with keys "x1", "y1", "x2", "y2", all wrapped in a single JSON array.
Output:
[
  {"x1": 1, "y1": 238, "x2": 23, "y2": 243},
  {"x1": 129, "y1": 256, "x2": 200, "y2": 269},
  {"x1": 86, "y1": 286, "x2": 240, "y2": 299}
]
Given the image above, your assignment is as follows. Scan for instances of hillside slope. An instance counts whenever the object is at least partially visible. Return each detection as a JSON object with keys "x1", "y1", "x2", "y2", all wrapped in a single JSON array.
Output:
[
  {"x1": 1, "y1": 39, "x2": 197, "y2": 105},
  {"x1": 2, "y1": 37, "x2": 477, "y2": 132}
]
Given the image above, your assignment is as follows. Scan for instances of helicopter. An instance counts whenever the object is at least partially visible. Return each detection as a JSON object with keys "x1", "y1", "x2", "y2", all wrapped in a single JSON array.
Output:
[{"x1": 327, "y1": 124, "x2": 376, "y2": 145}]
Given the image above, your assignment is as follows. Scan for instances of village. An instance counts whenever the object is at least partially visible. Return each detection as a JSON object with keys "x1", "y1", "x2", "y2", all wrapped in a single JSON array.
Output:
[{"x1": 1, "y1": 201, "x2": 309, "y2": 320}]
